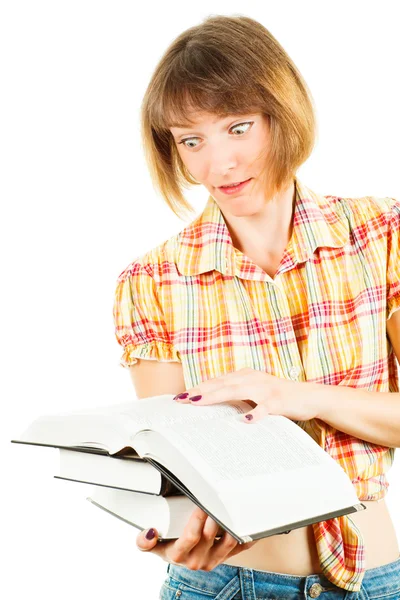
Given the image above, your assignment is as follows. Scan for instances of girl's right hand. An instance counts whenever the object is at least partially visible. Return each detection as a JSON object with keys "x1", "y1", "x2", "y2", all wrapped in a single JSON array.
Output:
[{"x1": 136, "y1": 506, "x2": 257, "y2": 571}]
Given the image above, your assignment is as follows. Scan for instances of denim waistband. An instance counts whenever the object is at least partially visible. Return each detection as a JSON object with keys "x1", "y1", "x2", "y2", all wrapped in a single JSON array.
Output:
[{"x1": 165, "y1": 555, "x2": 400, "y2": 599}]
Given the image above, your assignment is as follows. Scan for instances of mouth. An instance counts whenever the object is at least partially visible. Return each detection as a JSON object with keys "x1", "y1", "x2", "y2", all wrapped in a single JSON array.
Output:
[
  {"x1": 218, "y1": 178, "x2": 253, "y2": 194},
  {"x1": 218, "y1": 178, "x2": 251, "y2": 188}
]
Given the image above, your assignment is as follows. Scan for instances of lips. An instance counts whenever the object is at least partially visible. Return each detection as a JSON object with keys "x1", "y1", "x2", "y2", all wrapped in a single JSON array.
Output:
[
  {"x1": 217, "y1": 178, "x2": 253, "y2": 195},
  {"x1": 219, "y1": 178, "x2": 251, "y2": 188}
]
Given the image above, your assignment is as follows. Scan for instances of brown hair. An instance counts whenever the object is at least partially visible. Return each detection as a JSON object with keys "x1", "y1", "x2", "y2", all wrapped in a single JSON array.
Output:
[{"x1": 140, "y1": 14, "x2": 317, "y2": 221}]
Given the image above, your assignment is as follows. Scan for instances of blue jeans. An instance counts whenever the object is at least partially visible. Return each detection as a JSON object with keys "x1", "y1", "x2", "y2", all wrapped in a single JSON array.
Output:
[{"x1": 159, "y1": 555, "x2": 400, "y2": 599}]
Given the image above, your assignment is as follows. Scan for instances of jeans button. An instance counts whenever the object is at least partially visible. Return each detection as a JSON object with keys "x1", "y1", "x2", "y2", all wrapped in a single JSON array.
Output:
[{"x1": 308, "y1": 582, "x2": 323, "y2": 597}]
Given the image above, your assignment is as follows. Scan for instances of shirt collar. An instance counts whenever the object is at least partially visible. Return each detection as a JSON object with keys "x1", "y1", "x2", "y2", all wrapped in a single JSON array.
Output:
[{"x1": 176, "y1": 176, "x2": 349, "y2": 277}]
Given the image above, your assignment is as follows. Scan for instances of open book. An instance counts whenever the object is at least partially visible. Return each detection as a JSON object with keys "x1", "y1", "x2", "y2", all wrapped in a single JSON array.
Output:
[
  {"x1": 55, "y1": 448, "x2": 183, "y2": 496},
  {"x1": 86, "y1": 486, "x2": 221, "y2": 540},
  {"x1": 12, "y1": 394, "x2": 366, "y2": 543}
]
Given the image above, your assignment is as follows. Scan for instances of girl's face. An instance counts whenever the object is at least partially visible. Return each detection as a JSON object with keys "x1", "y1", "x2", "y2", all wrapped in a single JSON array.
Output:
[{"x1": 169, "y1": 111, "x2": 272, "y2": 217}]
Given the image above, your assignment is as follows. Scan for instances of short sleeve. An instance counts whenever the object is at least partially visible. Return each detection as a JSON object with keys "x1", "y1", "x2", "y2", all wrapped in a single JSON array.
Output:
[
  {"x1": 387, "y1": 198, "x2": 400, "y2": 321},
  {"x1": 113, "y1": 260, "x2": 181, "y2": 368}
]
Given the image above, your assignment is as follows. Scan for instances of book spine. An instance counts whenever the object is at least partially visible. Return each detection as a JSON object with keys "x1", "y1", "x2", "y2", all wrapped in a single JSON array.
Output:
[
  {"x1": 246, "y1": 504, "x2": 367, "y2": 541},
  {"x1": 160, "y1": 476, "x2": 185, "y2": 497}
]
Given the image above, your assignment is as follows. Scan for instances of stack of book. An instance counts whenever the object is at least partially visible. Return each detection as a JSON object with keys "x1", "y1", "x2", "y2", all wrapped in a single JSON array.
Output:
[{"x1": 11, "y1": 394, "x2": 366, "y2": 543}]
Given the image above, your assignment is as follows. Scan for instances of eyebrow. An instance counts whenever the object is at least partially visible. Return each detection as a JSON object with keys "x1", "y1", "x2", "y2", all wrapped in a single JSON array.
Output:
[{"x1": 169, "y1": 114, "x2": 250, "y2": 131}]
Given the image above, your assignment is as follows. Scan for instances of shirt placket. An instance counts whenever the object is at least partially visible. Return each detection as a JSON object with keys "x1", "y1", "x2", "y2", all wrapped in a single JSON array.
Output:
[{"x1": 268, "y1": 277, "x2": 305, "y2": 383}]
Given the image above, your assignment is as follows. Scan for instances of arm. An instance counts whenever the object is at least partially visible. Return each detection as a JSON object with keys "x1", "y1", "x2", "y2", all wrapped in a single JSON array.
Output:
[
  {"x1": 314, "y1": 309, "x2": 400, "y2": 448},
  {"x1": 128, "y1": 358, "x2": 186, "y2": 399},
  {"x1": 130, "y1": 359, "x2": 257, "y2": 570}
]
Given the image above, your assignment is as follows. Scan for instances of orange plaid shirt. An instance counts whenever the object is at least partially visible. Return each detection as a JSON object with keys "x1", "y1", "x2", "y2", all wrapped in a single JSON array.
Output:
[{"x1": 113, "y1": 176, "x2": 400, "y2": 591}]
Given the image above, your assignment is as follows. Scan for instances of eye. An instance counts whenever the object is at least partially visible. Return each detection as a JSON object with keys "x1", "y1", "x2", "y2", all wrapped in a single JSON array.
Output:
[{"x1": 178, "y1": 121, "x2": 253, "y2": 149}]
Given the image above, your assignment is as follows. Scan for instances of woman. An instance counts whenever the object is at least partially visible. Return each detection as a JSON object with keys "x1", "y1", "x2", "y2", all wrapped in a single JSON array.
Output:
[{"x1": 113, "y1": 14, "x2": 400, "y2": 599}]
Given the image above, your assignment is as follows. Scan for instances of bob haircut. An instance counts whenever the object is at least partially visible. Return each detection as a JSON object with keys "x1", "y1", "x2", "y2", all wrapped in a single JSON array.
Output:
[{"x1": 140, "y1": 14, "x2": 317, "y2": 221}]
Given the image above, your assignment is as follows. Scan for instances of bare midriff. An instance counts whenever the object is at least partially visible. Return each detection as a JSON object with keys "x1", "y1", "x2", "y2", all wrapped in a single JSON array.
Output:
[{"x1": 223, "y1": 499, "x2": 400, "y2": 574}]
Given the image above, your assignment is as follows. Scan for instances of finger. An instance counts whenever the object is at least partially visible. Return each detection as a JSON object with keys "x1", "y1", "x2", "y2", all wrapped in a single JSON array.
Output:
[
  {"x1": 182, "y1": 370, "x2": 253, "y2": 403},
  {"x1": 189, "y1": 382, "x2": 255, "y2": 406},
  {"x1": 208, "y1": 530, "x2": 238, "y2": 563},
  {"x1": 202, "y1": 515, "x2": 221, "y2": 543},
  {"x1": 226, "y1": 539, "x2": 258, "y2": 559},
  {"x1": 242, "y1": 404, "x2": 270, "y2": 423},
  {"x1": 214, "y1": 537, "x2": 256, "y2": 565},
  {"x1": 185, "y1": 373, "x2": 231, "y2": 397},
  {"x1": 173, "y1": 507, "x2": 209, "y2": 556},
  {"x1": 136, "y1": 527, "x2": 161, "y2": 552}
]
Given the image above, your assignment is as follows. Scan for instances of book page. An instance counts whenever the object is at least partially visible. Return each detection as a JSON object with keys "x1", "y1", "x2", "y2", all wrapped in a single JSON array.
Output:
[
  {"x1": 120, "y1": 395, "x2": 250, "y2": 437},
  {"x1": 153, "y1": 413, "x2": 337, "y2": 486},
  {"x1": 138, "y1": 413, "x2": 360, "y2": 537},
  {"x1": 16, "y1": 395, "x2": 251, "y2": 453}
]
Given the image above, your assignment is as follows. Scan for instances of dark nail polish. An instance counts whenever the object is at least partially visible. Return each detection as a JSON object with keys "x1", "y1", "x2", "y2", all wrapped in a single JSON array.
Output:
[
  {"x1": 245, "y1": 414, "x2": 253, "y2": 420},
  {"x1": 173, "y1": 393, "x2": 189, "y2": 400},
  {"x1": 145, "y1": 528, "x2": 156, "y2": 540},
  {"x1": 189, "y1": 395, "x2": 202, "y2": 402}
]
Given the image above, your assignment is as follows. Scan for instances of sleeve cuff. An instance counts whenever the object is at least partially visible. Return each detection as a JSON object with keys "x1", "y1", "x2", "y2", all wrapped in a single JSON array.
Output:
[{"x1": 119, "y1": 341, "x2": 182, "y2": 368}]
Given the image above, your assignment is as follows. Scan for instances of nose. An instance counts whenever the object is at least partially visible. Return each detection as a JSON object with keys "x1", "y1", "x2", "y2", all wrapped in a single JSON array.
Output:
[{"x1": 208, "y1": 145, "x2": 238, "y2": 177}]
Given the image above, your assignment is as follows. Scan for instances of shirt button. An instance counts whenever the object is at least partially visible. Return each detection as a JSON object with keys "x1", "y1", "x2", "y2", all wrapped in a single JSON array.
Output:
[
  {"x1": 308, "y1": 583, "x2": 323, "y2": 598},
  {"x1": 288, "y1": 366, "x2": 300, "y2": 380}
]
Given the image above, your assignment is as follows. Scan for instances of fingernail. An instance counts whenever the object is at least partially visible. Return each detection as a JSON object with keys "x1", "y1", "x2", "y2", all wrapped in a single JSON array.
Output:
[
  {"x1": 245, "y1": 414, "x2": 253, "y2": 420},
  {"x1": 145, "y1": 528, "x2": 156, "y2": 540},
  {"x1": 173, "y1": 393, "x2": 189, "y2": 400},
  {"x1": 189, "y1": 395, "x2": 202, "y2": 402}
]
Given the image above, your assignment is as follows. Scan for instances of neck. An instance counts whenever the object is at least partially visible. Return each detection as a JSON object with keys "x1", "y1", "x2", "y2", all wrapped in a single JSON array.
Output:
[{"x1": 223, "y1": 180, "x2": 296, "y2": 256}]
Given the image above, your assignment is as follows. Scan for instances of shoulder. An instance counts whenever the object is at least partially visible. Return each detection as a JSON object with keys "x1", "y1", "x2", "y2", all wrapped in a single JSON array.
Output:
[
  {"x1": 115, "y1": 229, "x2": 185, "y2": 286},
  {"x1": 327, "y1": 194, "x2": 400, "y2": 243},
  {"x1": 333, "y1": 193, "x2": 399, "y2": 224}
]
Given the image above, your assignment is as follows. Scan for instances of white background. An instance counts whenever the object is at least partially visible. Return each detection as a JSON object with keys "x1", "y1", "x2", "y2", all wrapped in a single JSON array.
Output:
[{"x1": 2, "y1": 1, "x2": 400, "y2": 598}]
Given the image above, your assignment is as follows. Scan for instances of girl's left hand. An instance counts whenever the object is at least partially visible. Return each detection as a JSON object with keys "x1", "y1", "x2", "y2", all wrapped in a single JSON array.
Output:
[{"x1": 173, "y1": 367, "x2": 322, "y2": 423}]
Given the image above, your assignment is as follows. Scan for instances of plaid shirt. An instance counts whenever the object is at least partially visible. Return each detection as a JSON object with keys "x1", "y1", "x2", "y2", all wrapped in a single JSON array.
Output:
[{"x1": 113, "y1": 176, "x2": 400, "y2": 591}]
